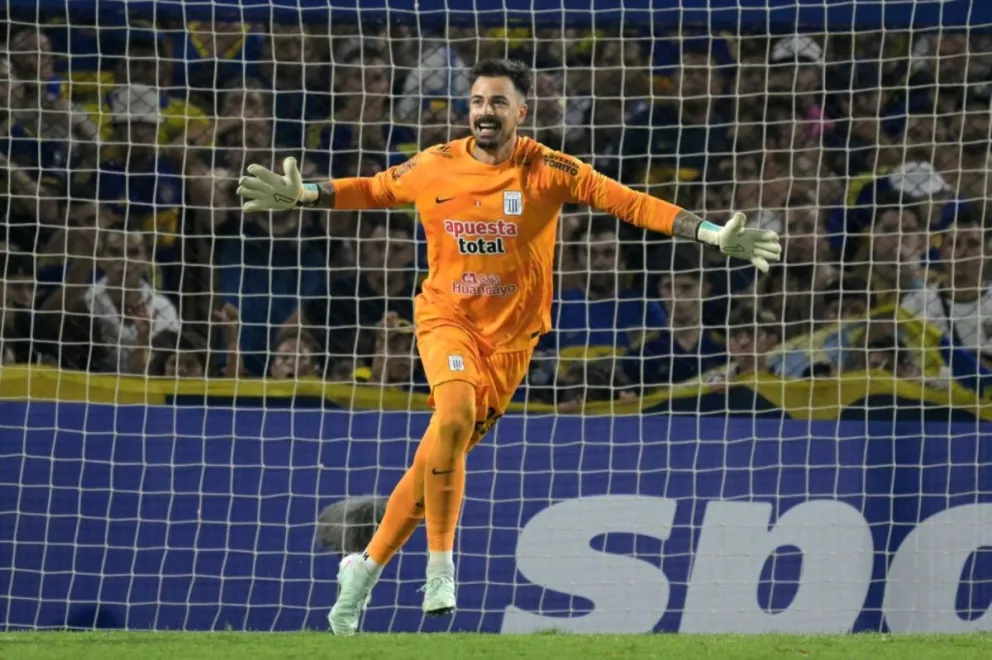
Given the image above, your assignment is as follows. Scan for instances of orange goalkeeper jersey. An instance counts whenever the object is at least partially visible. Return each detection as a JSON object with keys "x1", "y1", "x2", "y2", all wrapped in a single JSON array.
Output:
[{"x1": 331, "y1": 136, "x2": 681, "y2": 354}]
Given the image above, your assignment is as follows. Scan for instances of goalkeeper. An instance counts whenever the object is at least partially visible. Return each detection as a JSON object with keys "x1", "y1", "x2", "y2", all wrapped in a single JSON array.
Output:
[{"x1": 237, "y1": 58, "x2": 780, "y2": 636}]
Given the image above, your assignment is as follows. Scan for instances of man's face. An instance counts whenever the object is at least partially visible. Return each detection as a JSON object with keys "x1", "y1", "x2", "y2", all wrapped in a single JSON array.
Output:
[
  {"x1": 270, "y1": 338, "x2": 316, "y2": 379},
  {"x1": 363, "y1": 59, "x2": 391, "y2": 99},
  {"x1": 728, "y1": 326, "x2": 777, "y2": 369},
  {"x1": 118, "y1": 121, "x2": 159, "y2": 167},
  {"x1": 935, "y1": 34, "x2": 969, "y2": 85},
  {"x1": 677, "y1": 53, "x2": 720, "y2": 101},
  {"x1": 223, "y1": 87, "x2": 270, "y2": 122},
  {"x1": 165, "y1": 353, "x2": 205, "y2": 378},
  {"x1": 375, "y1": 331, "x2": 415, "y2": 383},
  {"x1": 122, "y1": 43, "x2": 171, "y2": 88},
  {"x1": 659, "y1": 272, "x2": 706, "y2": 326},
  {"x1": 951, "y1": 101, "x2": 991, "y2": 148},
  {"x1": 4, "y1": 276, "x2": 34, "y2": 309},
  {"x1": 11, "y1": 31, "x2": 54, "y2": 81},
  {"x1": 785, "y1": 206, "x2": 824, "y2": 261},
  {"x1": 872, "y1": 209, "x2": 923, "y2": 287},
  {"x1": 360, "y1": 226, "x2": 414, "y2": 271},
  {"x1": 943, "y1": 223, "x2": 989, "y2": 288},
  {"x1": 575, "y1": 230, "x2": 618, "y2": 296},
  {"x1": 469, "y1": 76, "x2": 527, "y2": 150},
  {"x1": 102, "y1": 232, "x2": 147, "y2": 286}
]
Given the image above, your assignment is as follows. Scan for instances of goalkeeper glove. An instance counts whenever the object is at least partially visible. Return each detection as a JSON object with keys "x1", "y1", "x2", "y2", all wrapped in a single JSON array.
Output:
[
  {"x1": 697, "y1": 212, "x2": 782, "y2": 273},
  {"x1": 236, "y1": 156, "x2": 319, "y2": 213}
]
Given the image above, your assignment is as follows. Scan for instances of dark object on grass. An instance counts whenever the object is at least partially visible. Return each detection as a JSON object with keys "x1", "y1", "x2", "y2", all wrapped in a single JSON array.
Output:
[{"x1": 316, "y1": 496, "x2": 388, "y2": 554}]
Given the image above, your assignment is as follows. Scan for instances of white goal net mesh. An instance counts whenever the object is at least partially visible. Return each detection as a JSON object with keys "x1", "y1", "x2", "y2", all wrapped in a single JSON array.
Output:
[{"x1": 1, "y1": 0, "x2": 992, "y2": 635}]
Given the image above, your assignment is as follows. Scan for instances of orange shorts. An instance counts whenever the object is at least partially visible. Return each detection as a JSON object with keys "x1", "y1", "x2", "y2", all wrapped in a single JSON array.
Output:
[{"x1": 417, "y1": 324, "x2": 532, "y2": 441}]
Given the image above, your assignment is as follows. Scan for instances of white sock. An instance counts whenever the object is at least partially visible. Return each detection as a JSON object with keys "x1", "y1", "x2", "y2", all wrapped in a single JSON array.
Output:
[
  {"x1": 361, "y1": 550, "x2": 384, "y2": 578},
  {"x1": 427, "y1": 550, "x2": 455, "y2": 575}
]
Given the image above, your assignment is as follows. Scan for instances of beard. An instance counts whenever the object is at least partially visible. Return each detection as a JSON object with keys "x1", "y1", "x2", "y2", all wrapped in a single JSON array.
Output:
[{"x1": 472, "y1": 115, "x2": 507, "y2": 149}]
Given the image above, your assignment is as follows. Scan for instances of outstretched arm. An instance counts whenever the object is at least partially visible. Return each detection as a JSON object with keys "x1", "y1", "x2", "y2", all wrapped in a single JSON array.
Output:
[
  {"x1": 236, "y1": 157, "x2": 419, "y2": 212},
  {"x1": 565, "y1": 159, "x2": 782, "y2": 272}
]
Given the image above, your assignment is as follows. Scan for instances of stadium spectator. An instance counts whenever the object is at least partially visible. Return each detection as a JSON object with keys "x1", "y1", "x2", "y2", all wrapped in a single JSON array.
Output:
[
  {"x1": 766, "y1": 35, "x2": 827, "y2": 118},
  {"x1": 631, "y1": 245, "x2": 726, "y2": 387},
  {"x1": 8, "y1": 29, "x2": 100, "y2": 149},
  {"x1": 0, "y1": 55, "x2": 89, "y2": 252},
  {"x1": 857, "y1": 334, "x2": 922, "y2": 379},
  {"x1": 860, "y1": 197, "x2": 928, "y2": 305},
  {"x1": 353, "y1": 312, "x2": 428, "y2": 390},
  {"x1": 522, "y1": 71, "x2": 569, "y2": 151},
  {"x1": 393, "y1": 35, "x2": 470, "y2": 124},
  {"x1": 777, "y1": 200, "x2": 843, "y2": 302},
  {"x1": 94, "y1": 84, "x2": 190, "y2": 296},
  {"x1": 901, "y1": 205, "x2": 992, "y2": 361},
  {"x1": 216, "y1": 204, "x2": 325, "y2": 377},
  {"x1": 269, "y1": 332, "x2": 320, "y2": 380},
  {"x1": 284, "y1": 212, "x2": 417, "y2": 380},
  {"x1": 388, "y1": 98, "x2": 464, "y2": 165},
  {"x1": 756, "y1": 263, "x2": 818, "y2": 341},
  {"x1": 725, "y1": 301, "x2": 782, "y2": 379},
  {"x1": 932, "y1": 84, "x2": 992, "y2": 202},
  {"x1": 315, "y1": 54, "x2": 393, "y2": 177},
  {"x1": 0, "y1": 250, "x2": 37, "y2": 364},
  {"x1": 171, "y1": 20, "x2": 265, "y2": 107},
  {"x1": 556, "y1": 355, "x2": 637, "y2": 411},
  {"x1": 8, "y1": 28, "x2": 73, "y2": 127},
  {"x1": 260, "y1": 24, "x2": 332, "y2": 153},
  {"x1": 214, "y1": 79, "x2": 276, "y2": 172},
  {"x1": 149, "y1": 329, "x2": 208, "y2": 378},
  {"x1": 6, "y1": 20, "x2": 992, "y2": 398},
  {"x1": 105, "y1": 32, "x2": 211, "y2": 150},
  {"x1": 819, "y1": 277, "x2": 871, "y2": 327},
  {"x1": 547, "y1": 217, "x2": 667, "y2": 365},
  {"x1": 211, "y1": 302, "x2": 244, "y2": 378},
  {"x1": 603, "y1": 38, "x2": 730, "y2": 191},
  {"x1": 83, "y1": 229, "x2": 181, "y2": 374}
]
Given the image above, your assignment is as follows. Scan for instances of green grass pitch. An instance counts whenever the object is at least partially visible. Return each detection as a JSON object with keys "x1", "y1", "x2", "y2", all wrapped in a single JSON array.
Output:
[{"x1": 1, "y1": 632, "x2": 990, "y2": 660}]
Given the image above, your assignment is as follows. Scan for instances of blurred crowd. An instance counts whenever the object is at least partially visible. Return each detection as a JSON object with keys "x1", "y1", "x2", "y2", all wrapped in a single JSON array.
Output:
[{"x1": 0, "y1": 16, "x2": 991, "y2": 408}]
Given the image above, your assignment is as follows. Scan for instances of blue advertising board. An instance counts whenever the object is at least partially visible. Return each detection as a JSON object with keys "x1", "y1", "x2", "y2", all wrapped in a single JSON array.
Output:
[
  {"x1": 2, "y1": 402, "x2": 991, "y2": 633},
  {"x1": 9, "y1": 0, "x2": 990, "y2": 29}
]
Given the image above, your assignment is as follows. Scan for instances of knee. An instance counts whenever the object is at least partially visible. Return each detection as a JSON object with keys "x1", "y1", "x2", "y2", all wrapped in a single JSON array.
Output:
[
  {"x1": 434, "y1": 382, "x2": 477, "y2": 445},
  {"x1": 436, "y1": 403, "x2": 475, "y2": 445}
]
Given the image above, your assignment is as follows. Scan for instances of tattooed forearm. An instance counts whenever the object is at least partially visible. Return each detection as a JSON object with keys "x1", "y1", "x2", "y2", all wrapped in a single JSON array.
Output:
[
  {"x1": 299, "y1": 181, "x2": 337, "y2": 209},
  {"x1": 671, "y1": 209, "x2": 704, "y2": 241},
  {"x1": 316, "y1": 181, "x2": 336, "y2": 209}
]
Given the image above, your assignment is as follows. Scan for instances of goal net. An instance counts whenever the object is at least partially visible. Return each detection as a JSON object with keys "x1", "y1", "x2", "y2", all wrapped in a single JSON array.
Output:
[{"x1": 2, "y1": 0, "x2": 992, "y2": 635}]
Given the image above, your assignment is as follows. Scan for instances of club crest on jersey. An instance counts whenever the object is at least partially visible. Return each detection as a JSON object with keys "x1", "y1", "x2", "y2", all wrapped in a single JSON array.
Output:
[{"x1": 503, "y1": 191, "x2": 523, "y2": 216}]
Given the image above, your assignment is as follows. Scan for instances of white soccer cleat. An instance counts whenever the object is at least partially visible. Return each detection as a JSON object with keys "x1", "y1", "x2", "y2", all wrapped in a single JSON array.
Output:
[
  {"x1": 421, "y1": 570, "x2": 457, "y2": 616},
  {"x1": 328, "y1": 553, "x2": 377, "y2": 636}
]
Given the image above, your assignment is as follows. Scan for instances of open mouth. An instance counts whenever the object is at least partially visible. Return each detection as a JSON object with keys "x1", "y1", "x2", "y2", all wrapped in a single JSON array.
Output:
[{"x1": 476, "y1": 120, "x2": 500, "y2": 138}]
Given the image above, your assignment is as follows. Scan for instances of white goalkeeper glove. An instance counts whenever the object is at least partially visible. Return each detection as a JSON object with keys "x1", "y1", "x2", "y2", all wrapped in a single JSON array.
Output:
[
  {"x1": 236, "y1": 156, "x2": 318, "y2": 213},
  {"x1": 697, "y1": 212, "x2": 782, "y2": 273}
]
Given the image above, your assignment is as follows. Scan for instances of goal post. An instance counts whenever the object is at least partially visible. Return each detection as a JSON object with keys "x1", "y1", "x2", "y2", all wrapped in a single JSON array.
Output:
[{"x1": 1, "y1": 0, "x2": 992, "y2": 635}]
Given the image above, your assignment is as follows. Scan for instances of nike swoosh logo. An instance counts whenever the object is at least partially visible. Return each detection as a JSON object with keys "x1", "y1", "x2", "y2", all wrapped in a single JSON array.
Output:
[
  {"x1": 431, "y1": 468, "x2": 456, "y2": 476},
  {"x1": 435, "y1": 196, "x2": 455, "y2": 204}
]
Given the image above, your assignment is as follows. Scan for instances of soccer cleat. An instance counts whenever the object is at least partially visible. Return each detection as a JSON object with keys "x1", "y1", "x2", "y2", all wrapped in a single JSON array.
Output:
[
  {"x1": 420, "y1": 571, "x2": 457, "y2": 616},
  {"x1": 328, "y1": 553, "x2": 377, "y2": 636}
]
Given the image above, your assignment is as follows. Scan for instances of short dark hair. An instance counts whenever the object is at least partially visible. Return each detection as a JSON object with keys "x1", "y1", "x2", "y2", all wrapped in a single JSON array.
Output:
[
  {"x1": 657, "y1": 242, "x2": 704, "y2": 278},
  {"x1": 729, "y1": 301, "x2": 781, "y2": 336},
  {"x1": 470, "y1": 58, "x2": 532, "y2": 97}
]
